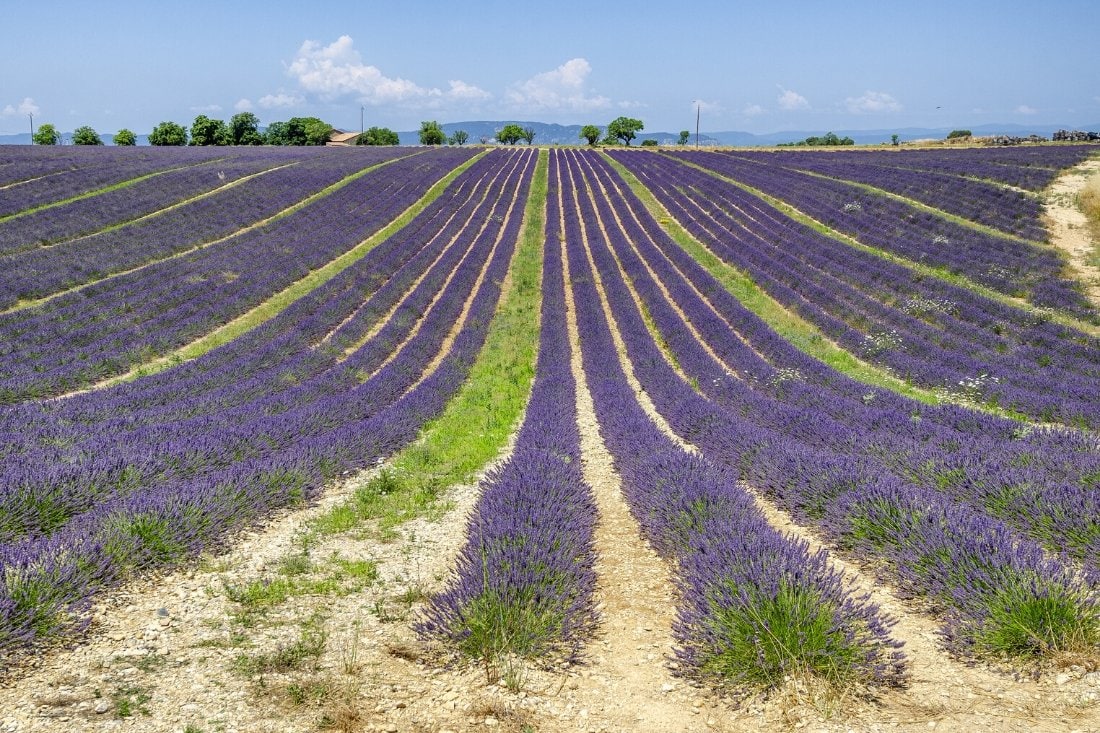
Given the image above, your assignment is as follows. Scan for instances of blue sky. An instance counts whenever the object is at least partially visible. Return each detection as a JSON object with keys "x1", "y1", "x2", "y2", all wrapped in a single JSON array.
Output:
[{"x1": 2, "y1": 0, "x2": 1098, "y2": 136}]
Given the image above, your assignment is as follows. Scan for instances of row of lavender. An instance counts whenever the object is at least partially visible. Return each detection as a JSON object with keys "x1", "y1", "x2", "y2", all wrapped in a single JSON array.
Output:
[
  {"x1": 0, "y1": 149, "x2": 414, "y2": 309},
  {"x1": 565, "y1": 148, "x2": 1096, "y2": 660},
  {"x1": 670, "y1": 150, "x2": 1094, "y2": 316},
  {"x1": 0, "y1": 149, "x2": 527, "y2": 543},
  {"x1": 554, "y1": 149, "x2": 908, "y2": 687},
  {"x1": 420, "y1": 178, "x2": 599, "y2": 662},
  {"x1": 0, "y1": 150, "x2": 518, "y2": 444},
  {"x1": 0, "y1": 148, "x2": 314, "y2": 254},
  {"x1": 793, "y1": 145, "x2": 1096, "y2": 191},
  {"x1": 583, "y1": 150, "x2": 1099, "y2": 565},
  {"x1": 748, "y1": 150, "x2": 1049, "y2": 242},
  {"x1": 0, "y1": 146, "x2": 241, "y2": 217},
  {"x1": 0, "y1": 148, "x2": 477, "y2": 402},
  {"x1": 612, "y1": 150, "x2": 1100, "y2": 428},
  {"x1": 0, "y1": 149, "x2": 536, "y2": 653}
]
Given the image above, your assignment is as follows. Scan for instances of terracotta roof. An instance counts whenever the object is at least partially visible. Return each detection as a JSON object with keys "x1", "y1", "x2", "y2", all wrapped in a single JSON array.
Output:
[{"x1": 327, "y1": 130, "x2": 360, "y2": 145}]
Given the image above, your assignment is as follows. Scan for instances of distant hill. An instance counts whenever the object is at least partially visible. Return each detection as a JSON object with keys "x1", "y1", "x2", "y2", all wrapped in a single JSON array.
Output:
[{"x1": 707, "y1": 123, "x2": 1100, "y2": 147}]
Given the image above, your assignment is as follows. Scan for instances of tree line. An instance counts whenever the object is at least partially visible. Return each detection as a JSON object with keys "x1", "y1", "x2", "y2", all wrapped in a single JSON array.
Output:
[
  {"x1": 30, "y1": 113, "x2": 337, "y2": 147},
  {"x1": 31, "y1": 114, "x2": 655, "y2": 147}
]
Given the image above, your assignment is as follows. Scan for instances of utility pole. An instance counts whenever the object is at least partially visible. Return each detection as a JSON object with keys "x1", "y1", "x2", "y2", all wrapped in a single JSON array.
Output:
[
  {"x1": 28, "y1": 112, "x2": 33, "y2": 143},
  {"x1": 360, "y1": 105, "x2": 364, "y2": 134},
  {"x1": 694, "y1": 101, "x2": 701, "y2": 148}
]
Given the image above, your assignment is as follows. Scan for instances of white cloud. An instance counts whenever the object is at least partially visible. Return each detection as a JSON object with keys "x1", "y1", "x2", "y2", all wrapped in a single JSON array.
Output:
[
  {"x1": 285, "y1": 35, "x2": 487, "y2": 108},
  {"x1": 845, "y1": 91, "x2": 901, "y2": 114},
  {"x1": 777, "y1": 86, "x2": 810, "y2": 111},
  {"x1": 234, "y1": 98, "x2": 254, "y2": 112},
  {"x1": 506, "y1": 58, "x2": 611, "y2": 112},
  {"x1": 288, "y1": 35, "x2": 436, "y2": 104},
  {"x1": 190, "y1": 104, "x2": 223, "y2": 113},
  {"x1": 3, "y1": 97, "x2": 40, "y2": 116},
  {"x1": 446, "y1": 80, "x2": 491, "y2": 102},
  {"x1": 259, "y1": 93, "x2": 304, "y2": 109},
  {"x1": 742, "y1": 103, "x2": 765, "y2": 117},
  {"x1": 1015, "y1": 104, "x2": 1038, "y2": 115}
]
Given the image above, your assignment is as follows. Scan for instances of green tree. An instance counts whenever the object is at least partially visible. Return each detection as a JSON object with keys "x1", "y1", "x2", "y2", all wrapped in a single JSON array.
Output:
[
  {"x1": 32, "y1": 123, "x2": 61, "y2": 145},
  {"x1": 230, "y1": 112, "x2": 263, "y2": 145},
  {"x1": 149, "y1": 121, "x2": 188, "y2": 146},
  {"x1": 521, "y1": 126, "x2": 536, "y2": 145},
  {"x1": 114, "y1": 128, "x2": 137, "y2": 146},
  {"x1": 891, "y1": 134, "x2": 900, "y2": 146},
  {"x1": 641, "y1": 138, "x2": 659, "y2": 147},
  {"x1": 419, "y1": 120, "x2": 446, "y2": 145},
  {"x1": 448, "y1": 129, "x2": 469, "y2": 145},
  {"x1": 264, "y1": 120, "x2": 292, "y2": 145},
  {"x1": 607, "y1": 116, "x2": 644, "y2": 146},
  {"x1": 264, "y1": 117, "x2": 332, "y2": 146},
  {"x1": 190, "y1": 115, "x2": 230, "y2": 146},
  {"x1": 497, "y1": 123, "x2": 524, "y2": 145},
  {"x1": 356, "y1": 126, "x2": 400, "y2": 145},
  {"x1": 678, "y1": 130, "x2": 690, "y2": 146},
  {"x1": 72, "y1": 126, "x2": 103, "y2": 145},
  {"x1": 580, "y1": 125, "x2": 601, "y2": 146},
  {"x1": 946, "y1": 129, "x2": 972, "y2": 140},
  {"x1": 300, "y1": 117, "x2": 333, "y2": 146}
]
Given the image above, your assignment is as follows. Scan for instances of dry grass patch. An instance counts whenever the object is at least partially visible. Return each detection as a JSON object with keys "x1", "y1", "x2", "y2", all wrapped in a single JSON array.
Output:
[{"x1": 1081, "y1": 173, "x2": 1100, "y2": 265}]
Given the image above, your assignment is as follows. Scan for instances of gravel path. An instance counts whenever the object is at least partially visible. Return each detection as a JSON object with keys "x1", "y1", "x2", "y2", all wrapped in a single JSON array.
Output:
[{"x1": 1045, "y1": 157, "x2": 1100, "y2": 308}]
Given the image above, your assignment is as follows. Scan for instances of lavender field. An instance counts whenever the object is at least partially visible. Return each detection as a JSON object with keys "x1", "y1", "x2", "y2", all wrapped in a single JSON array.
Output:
[{"x1": 1, "y1": 143, "x2": 1098, "y2": 705}]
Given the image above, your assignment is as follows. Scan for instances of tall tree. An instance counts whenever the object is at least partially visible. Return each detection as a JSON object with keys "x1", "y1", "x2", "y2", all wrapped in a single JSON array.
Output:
[
  {"x1": 607, "y1": 116, "x2": 644, "y2": 146},
  {"x1": 580, "y1": 125, "x2": 601, "y2": 146},
  {"x1": 521, "y1": 126, "x2": 536, "y2": 145},
  {"x1": 448, "y1": 129, "x2": 469, "y2": 146},
  {"x1": 113, "y1": 128, "x2": 137, "y2": 146},
  {"x1": 677, "y1": 130, "x2": 690, "y2": 146},
  {"x1": 300, "y1": 117, "x2": 333, "y2": 146},
  {"x1": 230, "y1": 112, "x2": 263, "y2": 145},
  {"x1": 73, "y1": 126, "x2": 104, "y2": 145},
  {"x1": 32, "y1": 123, "x2": 61, "y2": 145},
  {"x1": 419, "y1": 120, "x2": 446, "y2": 145},
  {"x1": 190, "y1": 115, "x2": 230, "y2": 146},
  {"x1": 497, "y1": 123, "x2": 524, "y2": 145},
  {"x1": 264, "y1": 117, "x2": 332, "y2": 145},
  {"x1": 149, "y1": 121, "x2": 188, "y2": 146},
  {"x1": 264, "y1": 121, "x2": 292, "y2": 145},
  {"x1": 356, "y1": 126, "x2": 400, "y2": 145}
]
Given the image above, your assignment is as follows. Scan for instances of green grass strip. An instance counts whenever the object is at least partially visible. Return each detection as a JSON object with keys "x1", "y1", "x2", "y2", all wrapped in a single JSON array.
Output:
[
  {"x1": 308, "y1": 149, "x2": 547, "y2": 541},
  {"x1": 105, "y1": 150, "x2": 486, "y2": 386},
  {"x1": 0, "y1": 158, "x2": 229, "y2": 224},
  {"x1": 604, "y1": 151, "x2": 947, "y2": 407},
  {"x1": 668, "y1": 152, "x2": 1099, "y2": 337},
  {"x1": 32, "y1": 162, "x2": 299, "y2": 252}
]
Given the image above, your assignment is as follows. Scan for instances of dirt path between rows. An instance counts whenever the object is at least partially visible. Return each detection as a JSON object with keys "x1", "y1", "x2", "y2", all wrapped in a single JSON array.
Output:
[{"x1": 1045, "y1": 157, "x2": 1100, "y2": 307}]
